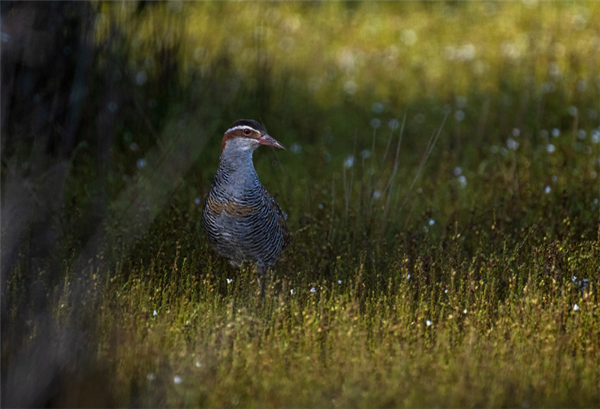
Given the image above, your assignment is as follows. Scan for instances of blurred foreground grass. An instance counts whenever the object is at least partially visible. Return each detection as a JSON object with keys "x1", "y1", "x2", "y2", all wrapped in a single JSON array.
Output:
[{"x1": 4, "y1": 1, "x2": 600, "y2": 407}]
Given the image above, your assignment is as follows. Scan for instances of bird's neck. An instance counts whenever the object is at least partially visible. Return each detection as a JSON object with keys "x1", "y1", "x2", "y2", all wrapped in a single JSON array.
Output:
[
  {"x1": 216, "y1": 146, "x2": 259, "y2": 189},
  {"x1": 219, "y1": 145, "x2": 256, "y2": 172}
]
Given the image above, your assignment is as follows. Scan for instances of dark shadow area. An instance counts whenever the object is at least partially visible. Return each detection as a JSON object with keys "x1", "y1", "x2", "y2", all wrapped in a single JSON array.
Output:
[{"x1": 1, "y1": 2, "x2": 212, "y2": 405}]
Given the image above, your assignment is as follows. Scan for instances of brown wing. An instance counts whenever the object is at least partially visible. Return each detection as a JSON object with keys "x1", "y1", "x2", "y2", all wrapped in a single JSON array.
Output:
[{"x1": 261, "y1": 185, "x2": 290, "y2": 248}]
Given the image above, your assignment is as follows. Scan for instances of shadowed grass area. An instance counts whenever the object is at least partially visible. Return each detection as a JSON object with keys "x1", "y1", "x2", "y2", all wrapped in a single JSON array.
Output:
[{"x1": 3, "y1": 1, "x2": 600, "y2": 407}]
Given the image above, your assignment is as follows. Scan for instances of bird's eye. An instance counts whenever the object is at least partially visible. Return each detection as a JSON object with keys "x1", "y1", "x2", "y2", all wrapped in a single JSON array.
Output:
[{"x1": 244, "y1": 129, "x2": 251, "y2": 135}]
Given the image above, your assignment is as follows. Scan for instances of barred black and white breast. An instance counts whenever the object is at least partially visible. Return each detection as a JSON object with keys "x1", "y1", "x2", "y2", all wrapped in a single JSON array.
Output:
[{"x1": 202, "y1": 120, "x2": 289, "y2": 275}]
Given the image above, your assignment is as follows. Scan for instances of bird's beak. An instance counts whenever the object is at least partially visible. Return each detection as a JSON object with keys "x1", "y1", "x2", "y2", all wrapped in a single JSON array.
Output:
[{"x1": 258, "y1": 134, "x2": 286, "y2": 150}]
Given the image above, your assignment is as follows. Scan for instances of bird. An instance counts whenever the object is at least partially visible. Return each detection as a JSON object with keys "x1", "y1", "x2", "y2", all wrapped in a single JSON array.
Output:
[{"x1": 202, "y1": 119, "x2": 290, "y2": 287}]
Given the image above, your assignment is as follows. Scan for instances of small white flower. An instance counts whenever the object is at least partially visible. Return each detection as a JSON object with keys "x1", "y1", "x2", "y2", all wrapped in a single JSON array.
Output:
[
  {"x1": 310, "y1": 287, "x2": 316, "y2": 293},
  {"x1": 544, "y1": 186, "x2": 551, "y2": 194},
  {"x1": 444, "y1": 289, "x2": 448, "y2": 294},
  {"x1": 426, "y1": 320, "x2": 432, "y2": 326},
  {"x1": 453, "y1": 167, "x2": 462, "y2": 176},
  {"x1": 174, "y1": 375, "x2": 182, "y2": 384},
  {"x1": 507, "y1": 138, "x2": 519, "y2": 150},
  {"x1": 196, "y1": 361, "x2": 202, "y2": 367},
  {"x1": 290, "y1": 289, "x2": 294, "y2": 295},
  {"x1": 135, "y1": 71, "x2": 147, "y2": 85},
  {"x1": 373, "y1": 190, "x2": 381, "y2": 199},
  {"x1": 400, "y1": 29, "x2": 417, "y2": 46},
  {"x1": 463, "y1": 309, "x2": 467, "y2": 314},
  {"x1": 552, "y1": 128, "x2": 560, "y2": 137},
  {"x1": 388, "y1": 119, "x2": 400, "y2": 130},
  {"x1": 572, "y1": 276, "x2": 577, "y2": 282},
  {"x1": 546, "y1": 144, "x2": 556, "y2": 153},
  {"x1": 458, "y1": 175, "x2": 467, "y2": 187},
  {"x1": 343, "y1": 80, "x2": 357, "y2": 95},
  {"x1": 290, "y1": 143, "x2": 302, "y2": 154},
  {"x1": 147, "y1": 373, "x2": 156, "y2": 380},
  {"x1": 318, "y1": 203, "x2": 323, "y2": 209},
  {"x1": 226, "y1": 278, "x2": 232, "y2": 284},
  {"x1": 338, "y1": 280, "x2": 342, "y2": 284},
  {"x1": 457, "y1": 44, "x2": 475, "y2": 61},
  {"x1": 370, "y1": 118, "x2": 381, "y2": 129},
  {"x1": 429, "y1": 219, "x2": 435, "y2": 226},
  {"x1": 372, "y1": 102, "x2": 384, "y2": 113},
  {"x1": 153, "y1": 310, "x2": 158, "y2": 316},
  {"x1": 344, "y1": 155, "x2": 355, "y2": 168},
  {"x1": 573, "y1": 304, "x2": 580, "y2": 311},
  {"x1": 407, "y1": 274, "x2": 411, "y2": 280}
]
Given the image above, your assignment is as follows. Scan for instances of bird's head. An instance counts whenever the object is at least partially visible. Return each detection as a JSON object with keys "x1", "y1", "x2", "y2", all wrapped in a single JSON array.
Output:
[{"x1": 221, "y1": 119, "x2": 285, "y2": 152}]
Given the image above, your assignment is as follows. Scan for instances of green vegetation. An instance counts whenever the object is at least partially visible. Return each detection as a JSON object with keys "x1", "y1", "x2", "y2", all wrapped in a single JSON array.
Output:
[{"x1": 4, "y1": 1, "x2": 600, "y2": 407}]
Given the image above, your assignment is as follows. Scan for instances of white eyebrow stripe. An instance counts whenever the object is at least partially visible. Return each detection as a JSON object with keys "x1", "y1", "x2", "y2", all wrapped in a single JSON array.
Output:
[{"x1": 225, "y1": 125, "x2": 258, "y2": 134}]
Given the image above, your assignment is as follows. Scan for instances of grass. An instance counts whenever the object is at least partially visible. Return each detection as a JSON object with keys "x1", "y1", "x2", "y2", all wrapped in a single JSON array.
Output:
[
  {"x1": 90, "y1": 237, "x2": 599, "y2": 408},
  {"x1": 3, "y1": 1, "x2": 600, "y2": 407}
]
